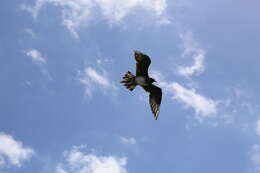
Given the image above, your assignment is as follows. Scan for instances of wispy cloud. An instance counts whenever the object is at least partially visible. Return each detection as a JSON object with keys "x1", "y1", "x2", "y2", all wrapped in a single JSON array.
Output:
[
  {"x1": 177, "y1": 31, "x2": 205, "y2": 77},
  {"x1": 167, "y1": 82, "x2": 217, "y2": 119},
  {"x1": 25, "y1": 49, "x2": 46, "y2": 64},
  {"x1": 23, "y1": 0, "x2": 169, "y2": 38},
  {"x1": 85, "y1": 67, "x2": 111, "y2": 88},
  {"x1": 120, "y1": 137, "x2": 136, "y2": 145},
  {"x1": 24, "y1": 28, "x2": 37, "y2": 39},
  {"x1": 151, "y1": 71, "x2": 218, "y2": 121},
  {"x1": 217, "y1": 87, "x2": 260, "y2": 127},
  {"x1": 256, "y1": 118, "x2": 260, "y2": 136},
  {"x1": 55, "y1": 145, "x2": 127, "y2": 173},
  {"x1": 0, "y1": 132, "x2": 35, "y2": 168},
  {"x1": 24, "y1": 49, "x2": 51, "y2": 79},
  {"x1": 79, "y1": 66, "x2": 116, "y2": 98},
  {"x1": 250, "y1": 144, "x2": 260, "y2": 172}
]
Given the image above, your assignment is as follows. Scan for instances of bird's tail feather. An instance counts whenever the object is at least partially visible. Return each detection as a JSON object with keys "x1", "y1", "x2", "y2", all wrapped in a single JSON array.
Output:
[{"x1": 120, "y1": 71, "x2": 136, "y2": 91}]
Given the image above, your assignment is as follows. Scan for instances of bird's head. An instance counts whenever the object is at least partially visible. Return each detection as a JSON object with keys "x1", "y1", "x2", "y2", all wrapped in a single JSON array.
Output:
[
  {"x1": 134, "y1": 50, "x2": 142, "y2": 55},
  {"x1": 134, "y1": 50, "x2": 143, "y2": 58},
  {"x1": 149, "y1": 78, "x2": 157, "y2": 83}
]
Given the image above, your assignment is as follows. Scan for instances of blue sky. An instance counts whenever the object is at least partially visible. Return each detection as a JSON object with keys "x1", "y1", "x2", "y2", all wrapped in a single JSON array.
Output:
[{"x1": 1, "y1": 0, "x2": 260, "y2": 172}]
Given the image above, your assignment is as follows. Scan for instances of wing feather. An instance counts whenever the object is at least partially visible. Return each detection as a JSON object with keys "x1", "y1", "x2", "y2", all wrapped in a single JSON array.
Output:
[
  {"x1": 134, "y1": 51, "x2": 151, "y2": 77},
  {"x1": 147, "y1": 84, "x2": 162, "y2": 120}
]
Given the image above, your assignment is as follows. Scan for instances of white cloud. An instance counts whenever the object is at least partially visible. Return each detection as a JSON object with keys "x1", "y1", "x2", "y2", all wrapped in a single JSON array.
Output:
[
  {"x1": 250, "y1": 144, "x2": 260, "y2": 172},
  {"x1": 21, "y1": 0, "x2": 45, "y2": 19},
  {"x1": 56, "y1": 145, "x2": 127, "y2": 173},
  {"x1": 24, "y1": 49, "x2": 51, "y2": 79},
  {"x1": 56, "y1": 164, "x2": 68, "y2": 173},
  {"x1": 25, "y1": 49, "x2": 46, "y2": 64},
  {"x1": 256, "y1": 118, "x2": 260, "y2": 136},
  {"x1": 156, "y1": 18, "x2": 171, "y2": 25},
  {"x1": 79, "y1": 66, "x2": 116, "y2": 98},
  {"x1": 120, "y1": 137, "x2": 136, "y2": 145},
  {"x1": 167, "y1": 82, "x2": 217, "y2": 120},
  {"x1": 0, "y1": 133, "x2": 34, "y2": 168},
  {"x1": 85, "y1": 67, "x2": 111, "y2": 88},
  {"x1": 24, "y1": 28, "x2": 37, "y2": 39},
  {"x1": 0, "y1": 155, "x2": 5, "y2": 168},
  {"x1": 23, "y1": 0, "x2": 168, "y2": 38},
  {"x1": 151, "y1": 71, "x2": 217, "y2": 121},
  {"x1": 177, "y1": 31, "x2": 205, "y2": 77}
]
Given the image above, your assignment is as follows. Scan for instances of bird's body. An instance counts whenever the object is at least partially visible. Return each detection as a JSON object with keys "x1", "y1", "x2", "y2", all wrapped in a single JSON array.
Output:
[
  {"x1": 135, "y1": 76, "x2": 149, "y2": 86},
  {"x1": 120, "y1": 51, "x2": 162, "y2": 120}
]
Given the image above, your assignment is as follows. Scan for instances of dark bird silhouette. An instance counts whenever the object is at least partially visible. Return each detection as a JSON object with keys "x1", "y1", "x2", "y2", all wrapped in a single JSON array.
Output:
[{"x1": 120, "y1": 51, "x2": 162, "y2": 120}]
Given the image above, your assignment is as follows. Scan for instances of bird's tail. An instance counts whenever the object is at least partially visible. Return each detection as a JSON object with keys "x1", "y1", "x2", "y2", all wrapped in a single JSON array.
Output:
[{"x1": 120, "y1": 71, "x2": 136, "y2": 91}]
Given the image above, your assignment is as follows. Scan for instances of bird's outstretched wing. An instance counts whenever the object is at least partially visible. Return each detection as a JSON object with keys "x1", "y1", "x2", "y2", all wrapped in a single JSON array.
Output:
[
  {"x1": 146, "y1": 84, "x2": 162, "y2": 120},
  {"x1": 134, "y1": 51, "x2": 151, "y2": 77}
]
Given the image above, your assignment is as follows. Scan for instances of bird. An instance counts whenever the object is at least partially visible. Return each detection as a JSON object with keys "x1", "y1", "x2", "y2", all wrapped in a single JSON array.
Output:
[{"x1": 120, "y1": 51, "x2": 162, "y2": 120}]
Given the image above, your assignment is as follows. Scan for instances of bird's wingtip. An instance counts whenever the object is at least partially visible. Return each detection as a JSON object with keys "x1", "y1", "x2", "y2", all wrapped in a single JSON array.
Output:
[{"x1": 154, "y1": 113, "x2": 159, "y2": 120}]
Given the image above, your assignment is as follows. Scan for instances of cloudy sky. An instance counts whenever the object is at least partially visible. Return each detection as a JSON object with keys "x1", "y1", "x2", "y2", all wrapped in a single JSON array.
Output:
[{"x1": 1, "y1": 0, "x2": 260, "y2": 172}]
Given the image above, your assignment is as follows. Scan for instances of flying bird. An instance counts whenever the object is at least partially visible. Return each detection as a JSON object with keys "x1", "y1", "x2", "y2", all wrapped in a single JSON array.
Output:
[{"x1": 120, "y1": 51, "x2": 162, "y2": 120}]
